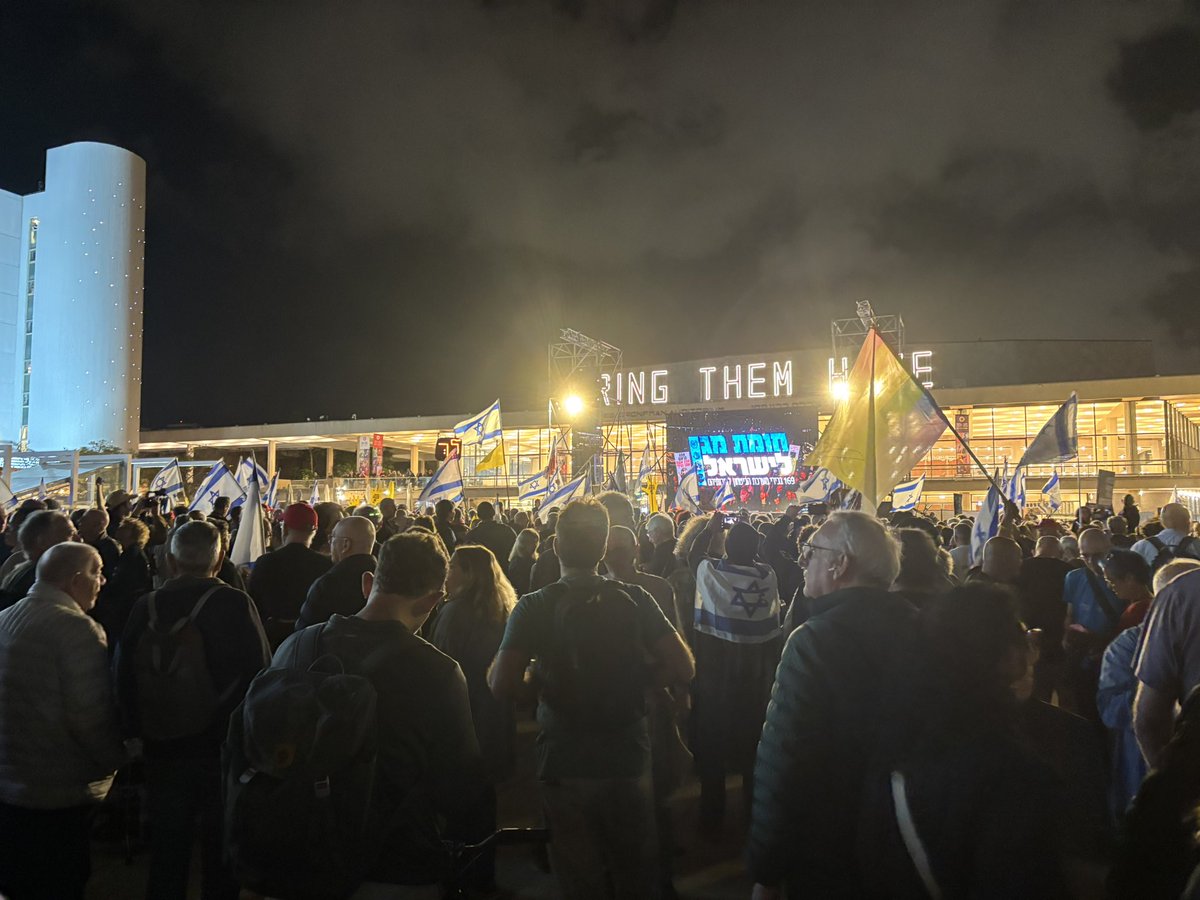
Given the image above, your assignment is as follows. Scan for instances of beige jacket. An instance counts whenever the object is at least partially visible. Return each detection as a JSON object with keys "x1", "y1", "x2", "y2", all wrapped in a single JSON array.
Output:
[{"x1": 0, "y1": 583, "x2": 125, "y2": 808}]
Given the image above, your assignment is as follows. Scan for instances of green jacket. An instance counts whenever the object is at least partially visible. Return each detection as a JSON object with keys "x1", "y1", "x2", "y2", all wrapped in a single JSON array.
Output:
[{"x1": 746, "y1": 586, "x2": 917, "y2": 893}]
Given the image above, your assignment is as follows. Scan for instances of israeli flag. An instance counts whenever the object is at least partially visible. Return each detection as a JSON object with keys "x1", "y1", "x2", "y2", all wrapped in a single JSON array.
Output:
[
  {"x1": 309, "y1": 481, "x2": 320, "y2": 506},
  {"x1": 538, "y1": 470, "x2": 591, "y2": 523},
  {"x1": 1020, "y1": 394, "x2": 1079, "y2": 466},
  {"x1": 417, "y1": 456, "x2": 464, "y2": 508},
  {"x1": 1041, "y1": 471, "x2": 1062, "y2": 511},
  {"x1": 232, "y1": 457, "x2": 269, "y2": 509},
  {"x1": 713, "y1": 482, "x2": 735, "y2": 509},
  {"x1": 230, "y1": 468, "x2": 266, "y2": 567},
  {"x1": 891, "y1": 475, "x2": 925, "y2": 512},
  {"x1": 149, "y1": 459, "x2": 185, "y2": 498},
  {"x1": 1007, "y1": 465, "x2": 1027, "y2": 510},
  {"x1": 795, "y1": 467, "x2": 841, "y2": 502},
  {"x1": 606, "y1": 453, "x2": 628, "y2": 495},
  {"x1": 674, "y1": 471, "x2": 700, "y2": 514},
  {"x1": 970, "y1": 473, "x2": 1002, "y2": 566},
  {"x1": 635, "y1": 443, "x2": 654, "y2": 492},
  {"x1": 265, "y1": 472, "x2": 279, "y2": 509},
  {"x1": 518, "y1": 468, "x2": 551, "y2": 501},
  {"x1": 189, "y1": 462, "x2": 246, "y2": 515},
  {"x1": 454, "y1": 399, "x2": 503, "y2": 445}
]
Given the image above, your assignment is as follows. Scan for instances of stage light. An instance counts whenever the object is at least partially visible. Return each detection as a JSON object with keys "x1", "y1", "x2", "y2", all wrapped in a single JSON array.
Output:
[
  {"x1": 830, "y1": 381, "x2": 850, "y2": 402},
  {"x1": 562, "y1": 394, "x2": 585, "y2": 417}
]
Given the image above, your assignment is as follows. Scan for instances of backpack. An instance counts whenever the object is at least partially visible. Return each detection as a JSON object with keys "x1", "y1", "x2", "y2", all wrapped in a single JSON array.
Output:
[
  {"x1": 133, "y1": 585, "x2": 231, "y2": 741},
  {"x1": 1147, "y1": 536, "x2": 1200, "y2": 572},
  {"x1": 540, "y1": 579, "x2": 647, "y2": 730},
  {"x1": 222, "y1": 624, "x2": 392, "y2": 900}
]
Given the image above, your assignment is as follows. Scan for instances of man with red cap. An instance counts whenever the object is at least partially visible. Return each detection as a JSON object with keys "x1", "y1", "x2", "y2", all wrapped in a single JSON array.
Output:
[{"x1": 247, "y1": 502, "x2": 332, "y2": 649}]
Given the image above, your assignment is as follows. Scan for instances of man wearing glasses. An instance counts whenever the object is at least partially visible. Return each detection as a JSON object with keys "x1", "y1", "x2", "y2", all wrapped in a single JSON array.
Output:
[{"x1": 747, "y1": 510, "x2": 915, "y2": 900}]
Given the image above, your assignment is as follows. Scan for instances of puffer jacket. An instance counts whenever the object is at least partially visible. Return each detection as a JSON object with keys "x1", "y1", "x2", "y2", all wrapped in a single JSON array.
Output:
[
  {"x1": 0, "y1": 584, "x2": 125, "y2": 808},
  {"x1": 746, "y1": 585, "x2": 917, "y2": 895}
]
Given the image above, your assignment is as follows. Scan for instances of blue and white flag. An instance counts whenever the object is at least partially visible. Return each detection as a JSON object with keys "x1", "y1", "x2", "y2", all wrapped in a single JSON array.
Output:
[
  {"x1": 635, "y1": 443, "x2": 654, "y2": 493},
  {"x1": 518, "y1": 468, "x2": 551, "y2": 501},
  {"x1": 1020, "y1": 394, "x2": 1079, "y2": 467},
  {"x1": 694, "y1": 558, "x2": 782, "y2": 644},
  {"x1": 795, "y1": 467, "x2": 841, "y2": 502},
  {"x1": 1041, "y1": 471, "x2": 1062, "y2": 511},
  {"x1": 605, "y1": 453, "x2": 628, "y2": 495},
  {"x1": 417, "y1": 456, "x2": 464, "y2": 508},
  {"x1": 230, "y1": 468, "x2": 266, "y2": 567},
  {"x1": 309, "y1": 481, "x2": 320, "y2": 506},
  {"x1": 1007, "y1": 465, "x2": 1027, "y2": 509},
  {"x1": 891, "y1": 475, "x2": 925, "y2": 512},
  {"x1": 149, "y1": 459, "x2": 185, "y2": 498},
  {"x1": 265, "y1": 472, "x2": 279, "y2": 509},
  {"x1": 37, "y1": 478, "x2": 46, "y2": 501},
  {"x1": 970, "y1": 472, "x2": 1002, "y2": 566},
  {"x1": 454, "y1": 399, "x2": 503, "y2": 445},
  {"x1": 538, "y1": 470, "x2": 591, "y2": 523},
  {"x1": 674, "y1": 471, "x2": 701, "y2": 514},
  {"x1": 713, "y1": 482, "x2": 736, "y2": 509},
  {"x1": 232, "y1": 457, "x2": 269, "y2": 508},
  {"x1": 189, "y1": 463, "x2": 246, "y2": 515}
]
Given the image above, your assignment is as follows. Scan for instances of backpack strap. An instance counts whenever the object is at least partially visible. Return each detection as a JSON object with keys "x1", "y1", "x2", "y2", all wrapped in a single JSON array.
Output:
[
  {"x1": 1177, "y1": 537, "x2": 1197, "y2": 559},
  {"x1": 1082, "y1": 568, "x2": 1120, "y2": 630},
  {"x1": 1147, "y1": 536, "x2": 1165, "y2": 553},
  {"x1": 891, "y1": 771, "x2": 942, "y2": 900},
  {"x1": 289, "y1": 622, "x2": 329, "y2": 671}
]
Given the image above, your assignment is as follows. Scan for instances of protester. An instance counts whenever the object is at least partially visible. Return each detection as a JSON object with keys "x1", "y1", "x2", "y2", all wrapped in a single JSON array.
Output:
[
  {"x1": 104, "y1": 489, "x2": 134, "y2": 538},
  {"x1": 506, "y1": 528, "x2": 539, "y2": 597},
  {"x1": 1108, "y1": 515, "x2": 1135, "y2": 549},
  {"x1": 77, "y1": 508, "x2": 120, "y2": 579},
  {"x1": 376, "y1": 497, "x2": 400, "y2": 542},
  {"x1": 1121, "y1": 493, "x2": 1141, "y2": 535},
  {"x1": 1134, "y1": 567, "x2": 1200, "y2": 768},
  {"x1": 1017, "y1": 535, "x2": 1074, "y2": 702},
  {"x1": 311, "y1": 500, "x2": 345, "y2": 555},
  {"x1": 247, "y1": 502, "x2": 332, "y2": 648},
  {"x1": 433, "y1": 498, "x2": 459, "y2": 553},
  {"x1": 0, "y1": 510, "x2": 78, "y2": 611},
  {"x1": 891, "y1": 527, "x2": 954, "y2": 607},
  {"x1": 1131, "y1": 502, "x2": 1199, "y2": 571},
  {"x1": 296, "y1": 515, "x2": 377, "y2": 629},
  {"x1": 947, "y1": 521, "x2": 973, "y2": 582},
  {"x1": 464, "y1": 501, "x2": 516, "y2": 576},
  {"x1": 688, "y1": 514, "x2": 783, "y2": 833},
  {"x1": 275, "y1": 530, "x2": 487, "y2": 893},
  {"x1": 429, "y1": 544, "x2": 516, "y2": 890},
  {"x1": 595, "y1": 490, "x2": 636, "y2": 531},
  {"x1": 115, "y1": 521, "x2": 270, "y2": 900},
  {"x1": 91, "y1": 517, "x2": 153, "y2": 649},
  {"x1": 1061, "y1": 528, "x2": 1124, "y2": 721},
  {"x1": 0, "y1": 501, "x2": 46, "y2": 582},
  {"x1": 644, "y1": 512, "x2": 678, "y2": 578},
  {"x1": 0, "y1": 543, "x2": 125, "y2": 900},
  {"x1": 489, "y1": 498, "x2": 694, "y2": 899},
  {"x1": 748, "y1": 511, "x2": 914, "y2": 898},
  {"x1": 529, "y1": 513, "x2": 561, "y2": 591},
  {"x1": 1101, "y1": 549, "x2": 1155, "y2": 631}
]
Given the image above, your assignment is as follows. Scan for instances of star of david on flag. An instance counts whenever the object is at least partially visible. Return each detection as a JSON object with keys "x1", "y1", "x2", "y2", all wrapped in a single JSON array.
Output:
[{"x1": 454, "y1": 400, "x2": 503, "y2": 445}]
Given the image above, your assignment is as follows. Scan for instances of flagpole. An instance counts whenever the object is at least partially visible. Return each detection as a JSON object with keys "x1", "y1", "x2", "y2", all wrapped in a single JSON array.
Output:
[{"x1": 866, "y1": 333, "x2": 877, "y2": 508}]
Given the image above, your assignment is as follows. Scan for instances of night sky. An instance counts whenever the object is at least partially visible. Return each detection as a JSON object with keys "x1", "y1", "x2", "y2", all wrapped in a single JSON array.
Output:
[{"x1": 4, "y1": 0, "x2": 1200, "y2": 429}]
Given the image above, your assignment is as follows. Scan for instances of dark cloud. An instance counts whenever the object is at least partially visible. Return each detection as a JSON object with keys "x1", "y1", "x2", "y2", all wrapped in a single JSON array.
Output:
[{"x1": 6, "y1": 0, "x2": 1200, "y2": 428}]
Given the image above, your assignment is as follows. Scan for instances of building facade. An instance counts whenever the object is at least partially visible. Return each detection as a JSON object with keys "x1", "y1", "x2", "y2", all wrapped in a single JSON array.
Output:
[{"x1": 0, "y1": 142, "x2": 145, "y2": 451}]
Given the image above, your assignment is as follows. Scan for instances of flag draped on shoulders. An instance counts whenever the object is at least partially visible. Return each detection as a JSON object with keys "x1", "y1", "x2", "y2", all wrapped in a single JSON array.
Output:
[
  {"x1": 805, "y1": 328, "x2": 947, "y2": 510},
  {"x1": 694, "y1": 558, "x2": 782, "y2": 644}
]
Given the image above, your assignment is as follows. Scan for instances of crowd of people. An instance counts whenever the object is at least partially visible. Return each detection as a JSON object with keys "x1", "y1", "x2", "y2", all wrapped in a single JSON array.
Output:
[{"x1": 1, "y1": 483, "x2": 1200, "y2": 899}]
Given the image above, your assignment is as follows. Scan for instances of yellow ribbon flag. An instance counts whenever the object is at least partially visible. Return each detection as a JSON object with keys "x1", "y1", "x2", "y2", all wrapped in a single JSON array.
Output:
[
  {"x1": 476, "y1": 440, "x2": 505, "y2": 473},
  {"x1": 806, "y1": 328, "x2": 947, "y2": 510}
]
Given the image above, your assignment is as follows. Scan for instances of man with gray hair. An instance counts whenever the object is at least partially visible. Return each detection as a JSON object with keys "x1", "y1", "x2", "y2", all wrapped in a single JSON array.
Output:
[
  {"x1": 749, "y1": 510, "x2": 916, "y2": 899},
  {"x1": 116, "y1": 521, "x2": 269, "y2": 900},
  {"x1": 0, "y1": 510, "x2": 79, "y2": 612},
  {"x1": 0, "y1": 542, "x2": 125, "y2": 899},
  {"x1": 644, "y1": 512, "x2": 677, "y2": 578}
]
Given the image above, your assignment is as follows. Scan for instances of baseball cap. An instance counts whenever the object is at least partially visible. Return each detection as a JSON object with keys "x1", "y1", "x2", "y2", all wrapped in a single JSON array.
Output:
[{"x1": 282, "y1": 502, "x2": 319, "y2": 531}]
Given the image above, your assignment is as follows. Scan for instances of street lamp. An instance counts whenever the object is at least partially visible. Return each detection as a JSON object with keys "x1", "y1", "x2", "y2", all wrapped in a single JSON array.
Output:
[{"x1": 562, "y1": 394, "x2": 585, "y2": 418}]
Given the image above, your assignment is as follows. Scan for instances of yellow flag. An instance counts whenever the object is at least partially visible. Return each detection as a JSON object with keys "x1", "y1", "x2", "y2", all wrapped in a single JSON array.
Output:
[
  {"x1": 476, "y1": 441, "x2": 505, "y2": 473},
  {"x1": 806, "y1": 329, "x2": 947, "y2": 509},
  {"x1": 387, "y1": 481, "x2": 396, "y2": 498}
]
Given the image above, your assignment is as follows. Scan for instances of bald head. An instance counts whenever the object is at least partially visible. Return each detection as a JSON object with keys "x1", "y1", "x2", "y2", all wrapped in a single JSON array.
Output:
[
  {"x1": 1035, "y1": 536, "x2": 1063, "y2": 559},
  {"x1": 77, "y1": 508, "x2": 109, "y2": 543},
  {"x1": 982, "y1": 536, "x2": 1022, "y2": 584},
  {"x1": 331, "y1": 515, "x2": 376, "y2": 562},
  {"x1": 1161, "y1": 502, "x2": 1192, "y2": 532},
  {"x1": 36, "y1": 543, "x2": 104, "y2": 611}
]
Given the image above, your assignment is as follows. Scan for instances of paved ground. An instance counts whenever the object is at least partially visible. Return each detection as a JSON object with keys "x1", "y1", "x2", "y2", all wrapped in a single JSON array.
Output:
[{"x1": 88, "y1": 719, "x2": 756, "y2": 899}]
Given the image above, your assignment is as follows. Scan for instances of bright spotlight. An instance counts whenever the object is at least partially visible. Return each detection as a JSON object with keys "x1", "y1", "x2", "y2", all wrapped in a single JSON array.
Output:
[
  {"x1": 830, "y1": 381, "x2": 850, "y2": 402},
  {"x1": 562, "y1": 394, "x2": 585, "y2": 417}
]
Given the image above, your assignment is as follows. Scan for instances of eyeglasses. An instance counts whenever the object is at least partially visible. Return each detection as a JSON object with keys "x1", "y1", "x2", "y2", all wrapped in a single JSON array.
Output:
[{"x1": 798, "y1": 540, "x2": 841, "y2": 564}]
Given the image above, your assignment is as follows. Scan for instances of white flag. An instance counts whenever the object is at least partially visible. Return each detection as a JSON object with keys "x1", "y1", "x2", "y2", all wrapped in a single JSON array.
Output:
[{"x1": 230, "y1": 470, "x2": 266, "y2": 567}]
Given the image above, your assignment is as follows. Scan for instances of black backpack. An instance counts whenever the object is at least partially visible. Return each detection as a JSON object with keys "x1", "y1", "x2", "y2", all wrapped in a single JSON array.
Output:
[
  {"x1": 133, "y1": 585, "x2": 232, "y2": 741},
  {"x1": 540, "y1": 579, "x2": 647, "y2": 730},
  {"x1": 223, "y1": 624, "x2": 394, "y2": 900},
  {"x1": 1148, "y1": 536, "x2": 1200, "y2": 572}
]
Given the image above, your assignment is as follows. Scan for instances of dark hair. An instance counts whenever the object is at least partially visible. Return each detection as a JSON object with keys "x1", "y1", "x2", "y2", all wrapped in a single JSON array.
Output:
[
  {"x1": 18, "y1": 510, "x2": 72, "y2": 555},
  {"x1": 594, "y1": 490, "x2": 635, "y2": 530},
  {"x1": 1101, "y1": 549, "x2": 1152, "y2": 589},
  {"x1": 375, "y1": 531, "x2": 449, "y2": 598},
  {"x1": 410, "y1": 516, "x2": 435, "y2": 533},
  {"x1": 920, "y1": 584, "x2": 1026, "y2": 698},
  {"x1": 435, "y1": 499, "x2": 454, "y2": 519},
  {"x1": 725, "y1": 522, "x2": 759, "y2": 564},
  {"x1": 450, "y1": 544, "x2": 515, "y2": 624},
  {"x1": 555, "y1": 499, "x2": 609, "y2": 569},
  {"x1": 895, "y1": 528, "x2": 949, "y2": 594},
  {"x1": 476, "y1": 501, "x2": 496, "y2": 520}
]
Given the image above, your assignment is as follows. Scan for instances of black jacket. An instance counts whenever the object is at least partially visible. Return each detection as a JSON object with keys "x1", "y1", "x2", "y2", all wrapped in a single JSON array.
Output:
[
  {"x1": 463, "y1": 520, "x2": 516, "y2": 574},
  {"x1": 247, "y1": 542, "x2": 332, "y2": 648},
  {"x1": 748, "y1": 586, "x2": 918, "y2": 893},
  {"x1": 296, "y1": 553, "x2": 376, "y2": 630}
]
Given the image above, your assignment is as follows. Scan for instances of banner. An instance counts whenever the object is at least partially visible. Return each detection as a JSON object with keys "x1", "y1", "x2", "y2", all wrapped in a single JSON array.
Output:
[
  {"x1": 372, "y1": 433, "x2": 385, "y2": 477},
  {"x1": 954, "y1": 411, "x2": 971, "y2": 476},
  {"x1": 673, "y1": 451, "x2": 694, "y2": 478},
  {"x1": 357, "y1": 435, "x2": 371, "y2": 477}
]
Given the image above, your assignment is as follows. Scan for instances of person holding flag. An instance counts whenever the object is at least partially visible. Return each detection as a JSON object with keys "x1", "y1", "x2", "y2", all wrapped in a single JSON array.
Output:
[
  {"x1": 149, "y1": 459, "x2": 187, "y2": 504},
  {"x1": 190, "y1": 463, "x2": 245, "y2": 517}
]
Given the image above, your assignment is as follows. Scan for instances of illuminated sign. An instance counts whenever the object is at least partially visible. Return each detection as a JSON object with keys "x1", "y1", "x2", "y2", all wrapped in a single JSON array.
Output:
[
  {"x1": 688, "y1": 431, "x2": 797, "y2": 488},
  {"x1": 599, "y1": 357, "x2": 794, "y2": 408},
  {"x1": 826, "y1": 350, "x2": 934, "y2": 395}
]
